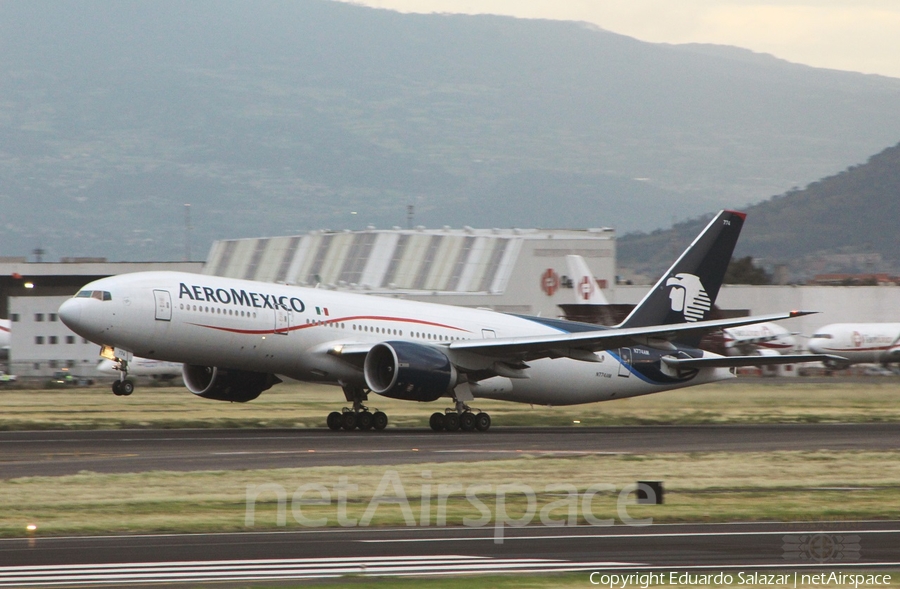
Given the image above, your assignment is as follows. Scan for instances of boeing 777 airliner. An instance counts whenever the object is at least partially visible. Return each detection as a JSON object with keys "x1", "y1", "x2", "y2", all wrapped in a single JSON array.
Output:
[{"x1": 58, "y1": 211, "x2": 840, "y2": 432}]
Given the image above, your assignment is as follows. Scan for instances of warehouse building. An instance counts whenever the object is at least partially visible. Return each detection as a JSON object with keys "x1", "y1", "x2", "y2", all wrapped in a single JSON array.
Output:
[{"x1": 203, "y1": 227, "x2": 618, "y2": 317}]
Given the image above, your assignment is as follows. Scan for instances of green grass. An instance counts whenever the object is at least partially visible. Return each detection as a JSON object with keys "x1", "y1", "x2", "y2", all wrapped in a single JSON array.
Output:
[
  {"x1": 3, "y1": 451, "x2": 899, "y2": 537},
  {"x1": 2, "y1": 379, "x2": 900, "y2": 430}
]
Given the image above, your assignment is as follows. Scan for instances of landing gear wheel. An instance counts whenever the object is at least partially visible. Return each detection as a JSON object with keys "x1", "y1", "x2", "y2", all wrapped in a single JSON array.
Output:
[
  {"x1": 475, "y1": 412, "x2": 491, "y2": 432},
  {"x1": 460, "y1": 411, "x2": 476, "y2": 432},
  {"x1": 120, "y1": 380, "x2": 134, "y2": 396},
  {"x1": 327, "y1": 411, "x2": 343, "y2": 431},
  {"x1": 372, "y1": 411, "x2": 388, "y2": 431},
  {"x1": 341, "y1": 411, "x2": 358, "y2": 431},
  {"x1": 357, "y1": 411, "x2": 374, "y2": 431},
  {"x1": 112, "y1": 381, "x2": 122, "y2": 396},
  {"x1": 429, "y1": 412, "x2": 445, "y2": 432},
  {"x1": 444, "y1": 412, "x2": 460, "y2": 432}
]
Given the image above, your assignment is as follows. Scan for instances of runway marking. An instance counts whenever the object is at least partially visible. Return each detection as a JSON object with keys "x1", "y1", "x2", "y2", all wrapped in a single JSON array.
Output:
[
  {"x1": 433, "y1": 449, "x2": 628, "y2": 455},
  {"x1": 364, "y1": 528, "x2": 900, "y2": 542},
  {"x1": 211, "y1": 449, "x2": 416, "y2": 455},
  {"x1": 0, "y1": 556, "x2": 635, "y2": 586}
]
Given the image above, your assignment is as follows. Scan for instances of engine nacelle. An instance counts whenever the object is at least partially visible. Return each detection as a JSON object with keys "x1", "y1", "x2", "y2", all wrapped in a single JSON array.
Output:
[
  {"x1": 182, "y1": 364, "x2": 279, "y2": 403},
  {"x1": 364, "y1": 341, "x2": 456, "y2": 402}
]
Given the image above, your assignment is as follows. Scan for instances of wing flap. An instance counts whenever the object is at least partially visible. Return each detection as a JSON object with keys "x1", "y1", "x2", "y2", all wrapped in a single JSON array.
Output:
[{"x1": 661, "y1": 353, "x2": 846, "y2": 369}]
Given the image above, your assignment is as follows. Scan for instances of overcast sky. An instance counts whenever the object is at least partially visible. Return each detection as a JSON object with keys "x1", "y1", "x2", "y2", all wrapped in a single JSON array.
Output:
[{"x1": 345, "y1": 0, "x2": 900, "y2": 79}]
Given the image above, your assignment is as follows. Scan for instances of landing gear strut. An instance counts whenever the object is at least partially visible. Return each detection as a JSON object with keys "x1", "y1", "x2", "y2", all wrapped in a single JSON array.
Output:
[
  {"x1": 110, "y1": 358, "x2": 134, "y2": 396},
  {"x1": 327, "y1": 385, "x2": 388, "y2": 432}
]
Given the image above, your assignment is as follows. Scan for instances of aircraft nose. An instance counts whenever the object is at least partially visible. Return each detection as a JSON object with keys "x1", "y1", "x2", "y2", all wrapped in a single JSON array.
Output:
[{"x1": 58, "y1": 298, "x2": 83, "y2": 331}]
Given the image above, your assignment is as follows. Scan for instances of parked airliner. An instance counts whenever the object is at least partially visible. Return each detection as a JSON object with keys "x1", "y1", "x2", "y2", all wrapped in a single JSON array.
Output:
[
  {"x1": 58, "y1": 211, "x2": 840, "y2": 432},
  {"x1": 723, "y1": 323, "x2": 797, "y2": 357},
  {"x1": 808, "y1": 323, "x2": 900, "y2": 368}
]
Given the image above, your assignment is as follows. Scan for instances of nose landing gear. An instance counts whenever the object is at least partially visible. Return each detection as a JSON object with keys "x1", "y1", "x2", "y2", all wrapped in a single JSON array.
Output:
[
  {"x1": 108, "y1": 354, "x2": 134, "y2": 396},
  {"x1": 112, "y1": 378, "x2": 134, "y2": 396}
]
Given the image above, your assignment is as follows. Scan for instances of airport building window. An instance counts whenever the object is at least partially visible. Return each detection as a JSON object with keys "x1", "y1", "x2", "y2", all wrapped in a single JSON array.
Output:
[
  {"x1": 33, "y1": 363, "x2": 40, "y2": 370},
  {"x1": 49, "y1": 360, "x2": 58, "y2": 368},
  {"x1": 49, "y1": 336, "x2": 58, "y2": 344},
  {"x1": 67, "y1": 360, "x2": 76, "y2": 368},
  {"x1": 49, "y1": 313, "x2": 58, "y2": 322},
  {"x1": 35, "y1": 336, "x2": 44, "y2": 345},
  {"x1": 35, "y1": 313, "x2": 44, "y2": 322},
  {"x1": 66, "y1": 336, "x2": 75, "y2": 344},
  {"x1": 10, "y1": 314, "x2": 19, "y2": 322}
]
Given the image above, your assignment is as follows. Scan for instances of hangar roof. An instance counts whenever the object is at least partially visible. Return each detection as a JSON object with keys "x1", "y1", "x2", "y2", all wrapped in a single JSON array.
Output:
[{"x1": 203, "y1": 227, "x2": 614, "y2": 294}]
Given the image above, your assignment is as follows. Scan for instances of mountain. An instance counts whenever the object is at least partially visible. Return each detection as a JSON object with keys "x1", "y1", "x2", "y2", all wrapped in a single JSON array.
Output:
[
  {"x1": 617, "y1": 142, "x2": 900, "y2": 281},
  {"x1": 2, "y1": 0, "x2": 900, "y2": 261}
]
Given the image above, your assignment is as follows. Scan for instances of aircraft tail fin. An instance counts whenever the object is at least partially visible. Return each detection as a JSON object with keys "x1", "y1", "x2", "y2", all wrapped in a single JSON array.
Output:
[
  {"x1": 565, "y1": 255, "x2": 609, "y2": 305},
  {"x1": 618, "y1": 210, "x2": 745, "y2": 338}
]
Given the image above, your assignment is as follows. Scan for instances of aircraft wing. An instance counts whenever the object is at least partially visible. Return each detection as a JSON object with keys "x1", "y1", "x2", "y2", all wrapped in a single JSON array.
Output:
[{"x1": 446, "y1": 311, "x2": 816, "y2": 362}]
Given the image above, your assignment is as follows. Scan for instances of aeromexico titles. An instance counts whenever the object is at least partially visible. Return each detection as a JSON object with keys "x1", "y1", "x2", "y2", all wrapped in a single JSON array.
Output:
[{"x1": 59, "y1": 210, "x2": 842, "y2": 432}]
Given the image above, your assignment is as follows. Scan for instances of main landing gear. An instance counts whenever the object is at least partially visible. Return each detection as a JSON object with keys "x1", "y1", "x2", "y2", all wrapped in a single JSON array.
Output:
[
  {"x1": 429, "y1": 401, "x2": 491, "y2": 432},
  {"x1": 327, "y1": 385, "x2": 388, "y2": 432}
]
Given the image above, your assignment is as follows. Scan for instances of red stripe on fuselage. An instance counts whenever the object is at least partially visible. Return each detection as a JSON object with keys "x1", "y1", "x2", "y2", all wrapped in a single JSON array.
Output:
[{"x1": 186, "y1": 315, "x2": 472, "y2": 336}]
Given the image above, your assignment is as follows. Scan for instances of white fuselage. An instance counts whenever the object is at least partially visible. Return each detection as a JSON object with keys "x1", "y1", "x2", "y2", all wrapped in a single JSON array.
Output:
[
  {"x1": 722, "y1": 323, "x2": 797, "y2": 356},
  {"x1": 59, "y1": 271, "x2": 733, "y2": 406},
  {"x1": 808, "y1": 323, "x2": 900, "y2": 365}
]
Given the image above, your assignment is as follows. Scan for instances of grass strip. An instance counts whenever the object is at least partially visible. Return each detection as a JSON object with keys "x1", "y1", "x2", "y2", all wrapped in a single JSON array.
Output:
[
  {"x1": 3, "y1": 450, "x2": 899, "y2": 537},
  {"x1": 2, "y1": 380, "x2": 900, "y2": 430}
]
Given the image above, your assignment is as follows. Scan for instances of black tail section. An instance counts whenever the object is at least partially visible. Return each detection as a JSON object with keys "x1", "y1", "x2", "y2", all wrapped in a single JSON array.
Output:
[{"x1": 619, "y1": 210, "x2": 745, "y2": 341}]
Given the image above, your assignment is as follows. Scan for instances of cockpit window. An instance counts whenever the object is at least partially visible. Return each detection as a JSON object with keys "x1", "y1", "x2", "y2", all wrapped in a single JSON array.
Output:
[
  {"x1": 75, "y1": 290, "x2": 111, "y2": 301},
  {"x1": 811, "y1": 333, "x2": 833, "y2": 339}
]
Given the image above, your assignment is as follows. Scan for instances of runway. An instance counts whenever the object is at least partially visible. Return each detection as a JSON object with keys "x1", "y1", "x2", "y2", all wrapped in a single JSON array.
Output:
[
  {"x1": 2, "y1": 423, "x2": 898, "y2": 478},
  {"x1": 1, "y1": 521, "x2": 898, "y2": 586},
  {"x1": 3, "y1": 425, "x2": 899, "y2": 586}
]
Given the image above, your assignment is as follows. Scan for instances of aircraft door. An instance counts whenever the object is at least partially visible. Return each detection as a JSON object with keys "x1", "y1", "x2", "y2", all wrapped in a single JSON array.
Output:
[
  {"x1": 618, "y1": 348, "x2": 632, "y2": 377},
  {"x1": 275, "y1": 307, "x2": 291, "y2": 335},
  {"x1": 153, "y1": 290, "x2": 172, "y2": 321}
]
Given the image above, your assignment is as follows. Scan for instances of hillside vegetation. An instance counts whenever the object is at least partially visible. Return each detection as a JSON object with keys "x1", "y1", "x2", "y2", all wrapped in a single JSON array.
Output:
[{"x1": 618, "y1": 142, "x2": 900, "y2": 280}]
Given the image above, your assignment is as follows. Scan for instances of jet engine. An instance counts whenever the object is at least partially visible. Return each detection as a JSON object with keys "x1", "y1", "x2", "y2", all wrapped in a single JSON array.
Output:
[
  {"x1": 364, "y1": 341, "x2": 457, "y2": 402},
  {"x1": 182, "y1": 364, "x2": 280, "y2": 402}
]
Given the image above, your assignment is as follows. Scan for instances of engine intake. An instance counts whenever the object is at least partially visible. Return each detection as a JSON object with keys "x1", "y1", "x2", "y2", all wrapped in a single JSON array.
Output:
[
  {"x1": 182, "y1": 364, "x2": 280, "y2": 402},
  {"x1": 364, "y1": 341, "x2": 456, "y2": 402}
]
